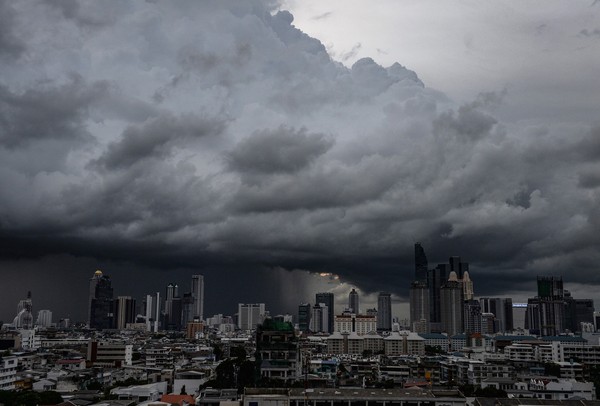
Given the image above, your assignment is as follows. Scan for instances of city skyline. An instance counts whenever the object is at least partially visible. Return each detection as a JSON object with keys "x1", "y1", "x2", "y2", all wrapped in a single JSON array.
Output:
[{"x1": 1, "y1": 1, "x2": 599, "y2": 322}]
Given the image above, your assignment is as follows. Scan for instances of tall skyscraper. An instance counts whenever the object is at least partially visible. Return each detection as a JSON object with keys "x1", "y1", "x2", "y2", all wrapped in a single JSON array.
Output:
[
  {"x1": 440, "y1": 272, "x2": 464, "y2": 336},
  {"x1": 480, "y1": 298, "x2": 514, "y2": 332},
  {"x1": 449, "y1": 256, "x2": 469, "y2": 279},
  {"x1": 414, "y1": 243, "x2": 428, "y2": 283},
  {"x1": 315, "y1": 292, "x2": 335, "y2": 333},
  {"x1": 525, "y1": 276, "x2": 566, "y2": 336},
  {"x1": 298, "y1": 303, "x2": 311, "y2": 333},
  {"x1": 181, "y1": 292, "x2": 194, "y2": 327},
  {"x1": 238, "y1": 303, "x2": 266, "y2": 330},
  {"x1": 165, "y1": 283, "x2": 182, "y2": 330},
  {"x1": 427, "y1": 264, "x2": 450, "y2": 326},
  {"x1": 463, "y1": 299, "x2": 482, "y2": 334},
  {"x1": 13, "y1": 292, "x2": 34, "y2": 329},
  {"x1": 114, "y1": 296, "x2": 136, "y2": 330},
  {"x1": 191, "y1": 275, "x2": 204, "y2": 321},
  {"x1": 409, "y1": 281, "x2": 430, "y2": 333},
  {"x1": 462, "y1": 271, "x2": 474, "y2": 301},
  {"x1": 89, "y1": 270, "x2": 114, "y2": 330},
  {"x1": 349, "y1": 288, "x2": 359, "y2": 314},
  {"x1": 310, "y1": 303, "x2": 329, "y2": 333},
  {"x1": 377, "y1": 292, "x2": 392, "y2": 332},
  {"x1": 145, "y1": 292, "x2": 161, "y2": 332}
]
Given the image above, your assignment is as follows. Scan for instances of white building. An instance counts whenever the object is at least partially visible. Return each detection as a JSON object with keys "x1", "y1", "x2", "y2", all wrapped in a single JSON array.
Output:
[
  {"x1": 0, "y1": 356, "x2": 17, "y2": 390},
  {"x1": 35, "y1": 310, "x2": 53, "y2": 327},
  {"x1": 334, "y1": 314, "x2": 377, "y2": 335},
  {"x1": 238, "y1": 303, "x2": 266, "y2": 330}
]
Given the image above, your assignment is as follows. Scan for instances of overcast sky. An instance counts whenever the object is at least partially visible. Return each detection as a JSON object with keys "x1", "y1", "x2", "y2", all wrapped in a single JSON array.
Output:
[{"x1": 1, "y1": 0, "x2": 599, "y2": 324}]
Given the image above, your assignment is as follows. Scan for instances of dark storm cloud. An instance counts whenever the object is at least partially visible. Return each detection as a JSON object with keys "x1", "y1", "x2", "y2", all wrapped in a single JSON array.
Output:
[
  {"x1": 1, "y1": 0, "x2": 599, "y2": 321},
  {"x1": 227, "y1": 126, "x2": 333, "y2": 174},
  {"x1": 0, "y1": 78, "x2": 105, "y2": 148},
  {"x1": 96, "y1": 113, "x2": 227, "y2": 170},
  {"x1": 0, "y1": 0, "x2": 25, "y2": 58}
]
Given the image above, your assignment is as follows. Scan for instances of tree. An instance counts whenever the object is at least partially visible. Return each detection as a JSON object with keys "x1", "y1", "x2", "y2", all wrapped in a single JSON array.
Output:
[
  {"x1": 474, "y1": 386, "x2": 508, "y2": 398},
  {"x1": 180, "y1": 385, "x2": 187, "y2": 395},
  {"x1": 38, "y1": 391, "x2": 64, "y2": 405}
]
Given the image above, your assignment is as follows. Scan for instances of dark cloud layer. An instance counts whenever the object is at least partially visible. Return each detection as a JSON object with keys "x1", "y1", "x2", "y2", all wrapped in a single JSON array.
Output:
[{"x1": 1, "y1": 0, "x2": 599, "y2": 322}]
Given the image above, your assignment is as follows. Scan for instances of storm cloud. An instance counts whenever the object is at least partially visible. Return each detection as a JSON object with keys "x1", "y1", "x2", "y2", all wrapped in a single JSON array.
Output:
[{"x1": 0, "y1": 0, "x2": 599, "y2": 321}]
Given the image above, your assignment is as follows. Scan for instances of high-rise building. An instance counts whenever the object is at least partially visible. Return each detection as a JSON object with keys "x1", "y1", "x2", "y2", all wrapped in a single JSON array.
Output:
[
  {"x1": 13, "y1": 292, "x2": 34, "y2": 329},
  {"x1": 181, "y1": 292, "x2": 194, "y2": 327},
  {"x1": 480, "y1": 298, "x2": 514, "y2": 332},
  {"x1": 35, "y1": 310, "x2": 52, "y2": 328},
  {"x1": 238, "y1": 303, "x2": 266, "y2": 330},
  {"x1": 377, "y1": 292, "x2": 392, "y2": 332},
  {"x1": 525, "y1": 276, "x2": 566, "y2": 336},
  {"x1": 191, "y1": 275, "x2": 204, "y2": 321},
  {"x1": 463, "y1": 299, "x2": 482, "y2": 334},
  {"x1": 164, "y1": 283, "x2": 182, "y2": 330},
  {"x1": 145, "y1": 292, "x2": 161, "y2": 332},
  {"x1": 310, "y1": 303, "x2": 329, "y2": 333},
  {"x1": 89, "y1": 270, "x2": 114, "y2": 330},
  {"x1": 564, "y1": 291, "x2": 594, "y2": 333},
  {"x1": 462, "y1": 271, "x2": 474, "y2": 301},
  {"x1": 427, "y1": 264, "x2": 450, "y2": 326},
  {"x1": 349, "y1": 288, "x2": 359, "y2": 314},
  {"x1": 414, "y1": 243, "x2": 428, "y2": 283},
  {"x1": 440, "y1": 272, "x2": 464, "y2": 336},
  {"x1": 114, "y1": 296, "x2": 136, "y2": 330},
  {"x1": 315, "y1": 292, "x2": 335, "y2": 333},
  {"x1": 298, "y1": 303, "x2": 311, "y2": 333},
  {"x1": 449, "y1": 256, "x2": 469, "y2": 279},
  {"x1": 409, "y1": 281, "x2": 429, "y2": 333}
]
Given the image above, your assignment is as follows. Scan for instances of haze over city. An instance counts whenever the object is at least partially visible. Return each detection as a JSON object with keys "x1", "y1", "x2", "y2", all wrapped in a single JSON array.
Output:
[{"x1": 1, "y1": 0, "x2": 599, "y2": 323}]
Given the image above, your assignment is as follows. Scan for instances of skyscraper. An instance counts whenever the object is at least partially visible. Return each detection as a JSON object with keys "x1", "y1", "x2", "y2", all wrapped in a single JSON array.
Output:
[
  {"x1": 414, "y1": 243, "x2": 428, "y2": 283},
  {"x1": 191, "y1": 275, "x2": 204, "y2": 321},
  {"x1": 349, "y1": 288, "x2": 359, "y2": 314},
  {"x1": 89, "y1": 270, "x2": 114, "y2": 330},
  {"x1": 165, "y1": 283, "x2": 182, "y2": 330},
  {"x1": 114, "y1": 296, "x2": 136, "y2": 330},
  {"x1": 36, "y1": 310, "x2": 52, "y2": 328},
  {"x1": 525, "y1": 276, "x2": 566, "y2": 336},
  {"x1": 440, "y1": 272, "x2": 464, "y2": 336},
  {"x1": 377, "y1": 292, "x2": 392, "y2": 332},
  {"x1": 427, "y1": 264, "x2": 450, "y2": 327},
  {"x1": 480, "y1": 298, "x2": 514, "y2": 332},
  {"x1": 409, "y1": 281, "x2": 430, "y2": 333},
  {"x1": 298, "y1": 303, "x2": 311, "y2": 333},
  {"x1": 462, "y1": 271, "x2": 474, "y2": 301},
  {"x1": 310, "y1": 303, "x2": 329, "y2": 333},
  {"x1": 238, "y1": 303, "x2": 266, "y2": 330},
  {"x1": 463, "y1": 299, "x2": 482, "y2": 334},
  {"x1": 315, "y1": 292, "x2": 335, "y2": 333}
]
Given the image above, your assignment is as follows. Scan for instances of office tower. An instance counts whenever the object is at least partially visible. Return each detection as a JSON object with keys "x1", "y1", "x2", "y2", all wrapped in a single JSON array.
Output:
[
  {"x1": 409, "y1": 281, "x2": 430, "y2": 333},
  {"x1": 525, "y1": 276, "x2": 566, "y2": 336},
  {"x1": 427, "y1": 264, "x2": 450, "y2": 326},
  {"x1": 464, "y1": 299, "x2": 482, "y2": 334},
  {"x1": 191, "y1": 275, "x2": 204, "y2": 321},
  {"x1": 564, "y1": 290, "x2": 594, "y2": 333},
  {"x1": 512, "y1": 303, "x2": 527, "y2": 329},
  {"x1": 165, "y1": 283, "x2": 182, "y2": 330},
  {"x1": 595, "y1": 312, "x2": 600, "y2": 332},
  {"x1": 238, "y1": 303, "x2": 266, "y2": 330},
  {"x1": 114, "y1": 296, "x2": 136, "y2": 330},
  {"x1": 377, "y1": 292, "x2": 392, "y2": 332},
  {"x1": 462, "y1": 271, "x2": 474, "y2": 300},
  {"x1": 145, "y1": 292, "x2": 161, "y2": 332},
  {"x1": 440, "y1": 272, "x2": 464, "y2": 336},
  {"x1": 181, "y1": 292, "x2": 194, "y2": 327},
  {"x1": 36, "y1": 310, "x2": 52, "y2": 328},
  {"x1": 480, "y1": 298, "x2": 514, "y2": 332},
  {"x1": 89, "y1": 270, "x2": 114, "y2": 330},
  {"x1": 414, "y1": 243, "x2": 428, "y2": 283},
  {"x1": 13, "y1": 292, "x2": 34, "y2": 329},
  {"x1": 316, "y1": 292, "x2": 335, "y2": 333},
  {"x1": 310, "y1": 303, "x2": 329, "y2": 333},
  {"x1": 298, "y1": 303, "x2": 311, "y2": 333},
  {"x1": 449, "y1": 256, "x2": 469, "y2": 279},
  {"x1": 349, "y1": 288, "x2": 359, "y2": 314}
]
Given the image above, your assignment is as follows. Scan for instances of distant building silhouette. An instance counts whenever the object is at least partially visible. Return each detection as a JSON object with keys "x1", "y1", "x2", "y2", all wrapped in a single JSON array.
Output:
[
  {"x1": 88, "y1": 270, "x2": 114, "y2": 330},
  {"x1": 348, "y1": 288, "x2": 359, "y2": 315},
  {"x1": 316, "y1": 292, "x2": 335, "y2": 333},
  {"x1": 414, "y1": 242, "x2": 428, "y2": 283},
  {"x1": 440, "y1": 272, "x2": 463, "y2": 336},
  {"x1": 377, "y1": 292, "x2": 392, "y2": 332},
  {"x1": 298, "y1": 303, "x2": 311, "y2": 333}
]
